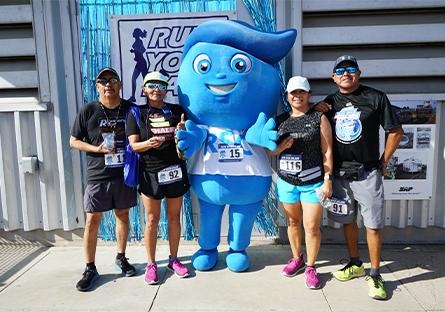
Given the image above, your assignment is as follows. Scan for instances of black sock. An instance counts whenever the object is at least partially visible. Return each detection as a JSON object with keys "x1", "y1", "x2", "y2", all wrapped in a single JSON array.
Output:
[
  {"x1": 350, "y1": 257, "x2": 362, "y2": 266},
  {"x1": 116, "y1": 252, "x2": 125, "y2": 260},
  {"x1": 86, "y1": 262, "x2": 96, "y2": 271},
  {"x1": 370, "y1": 268, "x2": 380, "y2": 276}
]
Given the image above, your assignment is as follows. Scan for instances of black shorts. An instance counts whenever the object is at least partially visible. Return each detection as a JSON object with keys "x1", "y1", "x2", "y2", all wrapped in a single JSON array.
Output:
[
  {"x1": 83, "y1": 178, "x2": 137, "y2": 213},
  {"x1": 139, "y1": 163, "x2": 190, "y2": 200}
]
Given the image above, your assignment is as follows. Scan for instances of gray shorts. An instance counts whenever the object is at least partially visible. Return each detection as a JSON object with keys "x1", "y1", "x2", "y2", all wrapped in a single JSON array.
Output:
[
  {"x1": 83, "y1": 178, "x2": 137, "y2": 213},
  {"x1": 327, "y1": 169, "x2": 384, "y2": 229}
]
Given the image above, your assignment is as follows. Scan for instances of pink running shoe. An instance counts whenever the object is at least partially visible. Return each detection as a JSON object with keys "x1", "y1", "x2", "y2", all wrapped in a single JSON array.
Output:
[
  {"x1": 167, "y1": 258, "x2": 190, "y2": 278},
  {"x1": 305, "y1": 266, "x2": 320, "y2": 289},
  {"x1": 144, "y1": 263, "x2": 158, "y2": 285},
  {"x1": 282, "y1": 256, "x2": 305, "y2": 277}
]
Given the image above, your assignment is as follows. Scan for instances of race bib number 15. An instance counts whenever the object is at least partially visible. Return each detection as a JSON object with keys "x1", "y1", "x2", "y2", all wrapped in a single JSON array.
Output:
[{"x1": 218, "y1": 143, "x2": 244, "y2": 162}]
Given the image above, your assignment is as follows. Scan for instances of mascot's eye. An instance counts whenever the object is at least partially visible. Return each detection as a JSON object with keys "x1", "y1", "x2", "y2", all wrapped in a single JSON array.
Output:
[
  {"x1": 193, "y1": 54, "x2": 212, "y2": 74},
  {"x1": 230, "y1": 54, "x2": 251, "y2": 73}
]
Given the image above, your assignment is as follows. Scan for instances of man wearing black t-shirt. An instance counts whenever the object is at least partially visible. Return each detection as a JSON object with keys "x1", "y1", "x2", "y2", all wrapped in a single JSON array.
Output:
[
  {"x1": 316, "y1": 56, "x2": 403, "y2": 300},
  {"x1": 70, "y1": 67, "x2": 137, "y2": 291}
]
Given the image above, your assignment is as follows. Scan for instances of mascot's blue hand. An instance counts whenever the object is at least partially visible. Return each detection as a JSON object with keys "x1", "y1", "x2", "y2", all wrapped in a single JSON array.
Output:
[
  {"x1": 245, "y1": 112, "x2": 278, "y2": 151},
  {"x1": 176, "y1": 120, "x2": 208, "y2": 158}
]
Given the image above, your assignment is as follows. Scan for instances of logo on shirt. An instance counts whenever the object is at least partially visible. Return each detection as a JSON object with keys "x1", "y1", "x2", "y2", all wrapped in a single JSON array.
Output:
[
  {"x1": 149, "y1": 113, "x2": 175, "y2": 140},
  {"x1": 334, "y1": 106, "x2": 362, "y2": 144}
]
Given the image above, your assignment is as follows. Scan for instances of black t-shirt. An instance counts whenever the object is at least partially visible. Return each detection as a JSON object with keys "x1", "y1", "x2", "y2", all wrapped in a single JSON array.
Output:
[
  {"x1": 324, "y1": 84, "x2": 401, "y2": 169},
  {"x1": 126, "y1": 103, "x2": 185, "y2": 172},
  {"x1": 71, "y1": 100, "x2": 134, "y2": 183},
  {"x1": 275, "y1": 109, "x2": 324, "y2": 186}
]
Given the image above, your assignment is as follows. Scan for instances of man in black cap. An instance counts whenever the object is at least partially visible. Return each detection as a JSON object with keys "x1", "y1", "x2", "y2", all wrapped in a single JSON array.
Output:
[
  {"x1": 316, "y1": 55, "x2": 403, "y2": 300},
  {"x1": 70, "y1": 67, "x2": 137, "y2": 291}
]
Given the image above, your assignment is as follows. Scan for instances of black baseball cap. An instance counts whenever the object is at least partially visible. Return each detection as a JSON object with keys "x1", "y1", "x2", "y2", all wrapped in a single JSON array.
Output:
[
  {"x1": 333, "y1": 55, "x2": 359, "y2": 71},
  {"x1": 96, "y1": 67, "x2": 120, "y2": 80}
]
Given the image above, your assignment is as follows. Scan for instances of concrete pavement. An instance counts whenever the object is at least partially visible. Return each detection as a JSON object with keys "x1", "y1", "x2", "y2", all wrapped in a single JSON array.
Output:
[{"x1": 0, "y1": 242, "x2": 444, "y2": 311}]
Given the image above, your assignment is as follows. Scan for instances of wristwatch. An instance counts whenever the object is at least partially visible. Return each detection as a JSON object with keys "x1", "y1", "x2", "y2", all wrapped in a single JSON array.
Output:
[{"x1": 324, "y1": 174, "x2": 333, "y2": 181}]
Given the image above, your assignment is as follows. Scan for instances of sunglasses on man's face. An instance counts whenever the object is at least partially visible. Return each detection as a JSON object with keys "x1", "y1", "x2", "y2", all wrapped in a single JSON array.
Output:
[
  {"x1": 334, "y1": 66, "x2": 358, "y2": 75},
  {"x1": 145, "y1": 83, "x2": 167, "y2": 90},
  {"x1": 97, "y1": 77, "x2": 120, "y2": 85}
]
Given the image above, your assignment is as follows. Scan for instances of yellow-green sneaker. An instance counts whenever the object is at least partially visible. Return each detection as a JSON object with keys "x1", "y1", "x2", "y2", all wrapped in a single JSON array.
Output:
[
  {"x1": 333, "y1": 261, "x2": 365, "y2": 281},
  {"x1": 366, "y1": 275, "x2": 387, "y2": 300}
]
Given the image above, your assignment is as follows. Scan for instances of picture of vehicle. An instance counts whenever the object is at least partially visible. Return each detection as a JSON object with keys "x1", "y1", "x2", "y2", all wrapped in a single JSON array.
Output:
[
  {"x1": 384, "y1": 154, "x2": 427, "y2": 180},
  {"x1": 402, "y1": 157, "x2": 424, "y2": 173}
]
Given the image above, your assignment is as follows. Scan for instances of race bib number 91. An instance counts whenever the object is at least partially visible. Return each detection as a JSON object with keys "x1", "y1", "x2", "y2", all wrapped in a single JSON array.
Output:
[{"x1": 327, "y1": 198, "x2": 348, "y2": 215}]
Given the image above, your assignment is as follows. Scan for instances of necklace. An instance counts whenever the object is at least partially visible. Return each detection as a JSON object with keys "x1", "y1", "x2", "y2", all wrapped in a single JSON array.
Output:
[{"x1": 100, "y1": 102, "x2": 121, "y2": 132}]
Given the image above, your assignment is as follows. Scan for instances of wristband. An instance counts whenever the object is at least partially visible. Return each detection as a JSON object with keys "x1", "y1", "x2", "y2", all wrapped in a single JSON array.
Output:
[{"x1": 324, "y1": 174, "x2": 333, "y2": 181}]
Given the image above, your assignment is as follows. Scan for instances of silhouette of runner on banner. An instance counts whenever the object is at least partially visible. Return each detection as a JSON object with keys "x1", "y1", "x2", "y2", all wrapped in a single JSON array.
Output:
[{"x1": 128, "y1": 28, "x2": 149, "y2": 102}]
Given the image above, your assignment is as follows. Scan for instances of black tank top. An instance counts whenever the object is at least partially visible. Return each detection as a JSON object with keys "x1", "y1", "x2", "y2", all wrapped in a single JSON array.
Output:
[{"x1": 275, "y1": 109, "x2": 324, "y2": 186}]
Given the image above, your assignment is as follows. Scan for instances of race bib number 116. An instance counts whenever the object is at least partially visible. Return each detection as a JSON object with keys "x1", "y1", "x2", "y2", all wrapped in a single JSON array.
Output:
[{"x1": 279, "y1": 154, "x2": 302, "y2": 174}]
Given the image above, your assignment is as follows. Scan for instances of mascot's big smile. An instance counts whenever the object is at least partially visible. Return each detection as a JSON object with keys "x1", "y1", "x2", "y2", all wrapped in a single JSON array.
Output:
[{"x1": 206, "y1": 83, "x2": 236, "y2": 95}]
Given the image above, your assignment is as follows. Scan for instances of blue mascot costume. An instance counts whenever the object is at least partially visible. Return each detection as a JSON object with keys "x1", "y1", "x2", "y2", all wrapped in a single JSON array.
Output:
[{"x1": 176, "y1": 20, "x2": 296, "y2": 272}]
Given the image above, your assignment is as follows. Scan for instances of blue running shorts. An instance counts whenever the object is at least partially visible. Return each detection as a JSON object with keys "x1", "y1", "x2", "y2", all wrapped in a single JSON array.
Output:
[{"x1": 276, "y1": 177, "x2": 323, "y2": 204}]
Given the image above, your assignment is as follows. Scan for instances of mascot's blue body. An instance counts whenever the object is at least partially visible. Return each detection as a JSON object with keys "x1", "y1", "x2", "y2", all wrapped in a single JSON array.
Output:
[{"x1": 176, "y1": 20, "x2": 296, "y2": 272}]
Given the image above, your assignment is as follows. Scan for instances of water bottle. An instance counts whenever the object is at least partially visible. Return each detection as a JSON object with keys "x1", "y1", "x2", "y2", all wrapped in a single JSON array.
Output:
[
  {"x1": 102, "y1": 132, "x2": 115, "y2": 150},
  {"x1": 316, "y1": 187, "x2": 331, "y2": 209}
]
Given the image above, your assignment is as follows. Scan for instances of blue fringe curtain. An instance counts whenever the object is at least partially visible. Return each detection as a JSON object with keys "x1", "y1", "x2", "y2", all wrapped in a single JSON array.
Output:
[
  {"x1": 80, "y1": 0, "x2": 285, "y2": 240},
  {"x1": 242, "y1": 0, "x2": 287, "y2": 235}
]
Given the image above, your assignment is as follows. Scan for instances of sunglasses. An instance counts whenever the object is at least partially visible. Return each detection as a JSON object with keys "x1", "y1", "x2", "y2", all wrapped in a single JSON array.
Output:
[
  {"x1": 97, "y1": 77, "x2": 119, "y2": 85},
  {"x1": 334, "y1": 66, "x2": 358, "y2": 75},
  {"x1": 145, "y1": 83, "x2": 167, "y2": 90}
]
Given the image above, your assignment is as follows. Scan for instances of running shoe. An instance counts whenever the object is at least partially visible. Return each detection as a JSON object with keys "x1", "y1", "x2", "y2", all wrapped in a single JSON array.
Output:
[
  {"x1": 167, "y1": 258, "x2": 190, "y2": 278},
  {"x1": 366, "y1": 274, "x2": 387, "y2": 300},
  {"x1": 282, "y1": 256, "x2": 305, "y2": 277},
  {"x1": 305, "y1": 266, "x2": 321, "y2": 289},
  {"x1": 333, "y1": 261, "x2": 365, "y2": 281},
  {"x1": 76, "y1": 267, "x2": 99, "y2": 292},
  {"x1": 144, "y1": 263, "x2": 159, "y2": 285},
  {"x1": 115, "y1": 256, "x2": 136, "y2": 277}
]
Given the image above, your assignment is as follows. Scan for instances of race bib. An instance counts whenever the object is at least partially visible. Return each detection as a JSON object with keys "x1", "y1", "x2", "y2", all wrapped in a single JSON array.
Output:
[
  {"x1": 157, "y1": 165, "x2": 183, "y2": 185},
  {"x1": 327, "y1": 198, "x2": 348, "y2": 215},
  {"x1": 104, "y1": 147, "x2": 124, "y2": 167},
  {"x1": 279, "y1": 154, "x2": 302, "y2": 174},
  {"x1": 218, "y1": 143, "x2": 243, "y2": 162}
]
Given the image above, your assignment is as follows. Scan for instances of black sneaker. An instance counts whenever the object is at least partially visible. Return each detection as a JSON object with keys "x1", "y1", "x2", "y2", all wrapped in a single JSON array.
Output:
[
  {"x1": 115, "y1": 257, "x2": 136, "y2": 277},
  {"x1": 76, "y1": 267, "x2": 99, "y2": 292}
]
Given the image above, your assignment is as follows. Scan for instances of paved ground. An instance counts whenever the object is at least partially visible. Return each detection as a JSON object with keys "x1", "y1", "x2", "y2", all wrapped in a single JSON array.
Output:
[{"x1": 0, "y1": 242, "x2": 444, "y2": 311}]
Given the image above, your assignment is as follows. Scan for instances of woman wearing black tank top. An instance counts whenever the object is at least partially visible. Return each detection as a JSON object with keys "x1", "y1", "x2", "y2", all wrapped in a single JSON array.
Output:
[
  {"x1": 269, "y1": 76, "x2": 333, "y2": 289},
  {"x1": 126, "y1": 72, "x2": 190, "y2": 285}
]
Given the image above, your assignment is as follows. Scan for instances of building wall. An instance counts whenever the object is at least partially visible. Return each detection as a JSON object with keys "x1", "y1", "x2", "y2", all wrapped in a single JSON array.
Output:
[{"x1": 0, "y1": 0, "x2": 84, "y2": 232}]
